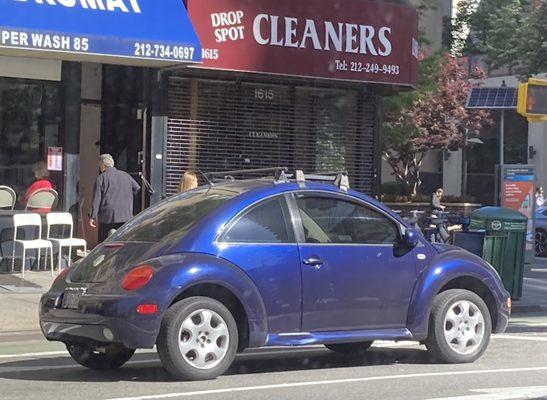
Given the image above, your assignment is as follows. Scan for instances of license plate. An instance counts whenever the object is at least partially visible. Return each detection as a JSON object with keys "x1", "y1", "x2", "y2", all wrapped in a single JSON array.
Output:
[{"x1": 61, "y1": 291, "x2": 81, "y2": 309}]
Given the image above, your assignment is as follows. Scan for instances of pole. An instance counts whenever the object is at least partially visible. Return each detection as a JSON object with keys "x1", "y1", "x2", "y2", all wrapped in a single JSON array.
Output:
[
  {"x1": 462, "y1": 146, "x2": 468, "y2": 198},
  {"x1": 499, "y1": 109, "x2": 505, "y2": 205}
]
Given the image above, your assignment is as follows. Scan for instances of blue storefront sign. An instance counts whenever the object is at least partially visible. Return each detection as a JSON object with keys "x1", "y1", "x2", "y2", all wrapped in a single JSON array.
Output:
[{"x1": 0, "y1": 0, "x2": 202, "y2": 64}]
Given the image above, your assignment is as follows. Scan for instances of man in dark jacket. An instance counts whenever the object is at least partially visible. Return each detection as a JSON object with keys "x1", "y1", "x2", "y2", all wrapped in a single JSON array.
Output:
[{"x1": 89, "y1": 154, "x2": 141, "y2": 242}]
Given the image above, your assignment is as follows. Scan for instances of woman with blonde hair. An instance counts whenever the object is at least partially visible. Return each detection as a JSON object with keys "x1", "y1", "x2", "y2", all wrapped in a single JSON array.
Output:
[{"x1": 179, "y1": 171, "x2": 198, "y2": 193}]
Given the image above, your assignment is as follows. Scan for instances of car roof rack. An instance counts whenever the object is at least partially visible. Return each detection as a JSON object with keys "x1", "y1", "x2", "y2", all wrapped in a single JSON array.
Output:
[
  {"x1": 206, "y1": 167, "x2": 289, "y2": 183},
  {"x1": 204, "y1": 167, "x2": 350, "y2": 192},
  {"x1": 295, "y1": 170, "x2": 350, "y2": 192}
]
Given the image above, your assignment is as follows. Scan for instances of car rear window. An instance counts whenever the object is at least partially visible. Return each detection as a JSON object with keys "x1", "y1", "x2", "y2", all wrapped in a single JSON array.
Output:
[{"x1": 109, "y1": 188, "x2": 236, "y2": 243}]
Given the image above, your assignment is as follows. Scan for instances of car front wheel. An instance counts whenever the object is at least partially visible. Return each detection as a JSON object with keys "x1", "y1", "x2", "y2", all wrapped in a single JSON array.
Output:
[
  {"x1": 425, "y1": 289, "x2": 492, "y2": 363},
  {"x1": 66, "y1": 343, "x2": 135, "y2": 370},
  {"x1": 157, "y1": 296, "x2": 238, "y2": 381}
]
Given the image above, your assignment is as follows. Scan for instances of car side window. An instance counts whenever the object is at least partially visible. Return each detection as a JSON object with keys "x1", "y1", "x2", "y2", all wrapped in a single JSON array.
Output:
[
  {"x1": 296, "y1": 195, "x2": 399, "y2": 245},
  {"x1": 221, "y1": 197, "x2": 295, "y2": 243}
]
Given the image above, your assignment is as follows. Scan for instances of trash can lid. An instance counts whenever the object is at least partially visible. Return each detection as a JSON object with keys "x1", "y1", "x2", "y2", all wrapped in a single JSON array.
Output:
[
  {"x1": 470, "y1": 207, "x2": 527, "y2": 232},
  {"x1": 471, "y1": 207, "x2": 527, "y2": 221}
]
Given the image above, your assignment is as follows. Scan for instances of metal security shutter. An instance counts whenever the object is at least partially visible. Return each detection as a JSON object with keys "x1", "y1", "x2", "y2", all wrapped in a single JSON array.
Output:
[{"x1": 166, "y1": 75, "x2": 376, "y2": 197}]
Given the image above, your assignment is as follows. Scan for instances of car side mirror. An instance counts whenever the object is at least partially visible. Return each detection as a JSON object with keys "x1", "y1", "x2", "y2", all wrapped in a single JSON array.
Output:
[{"x1": 400, "y1": 228, "x2": 419, "y2": 248}]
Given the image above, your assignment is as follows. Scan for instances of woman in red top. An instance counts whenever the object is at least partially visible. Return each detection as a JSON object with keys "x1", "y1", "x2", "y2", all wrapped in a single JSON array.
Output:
[{"x1": 21, "y1": 161, "x2": 53, "y2": 213}]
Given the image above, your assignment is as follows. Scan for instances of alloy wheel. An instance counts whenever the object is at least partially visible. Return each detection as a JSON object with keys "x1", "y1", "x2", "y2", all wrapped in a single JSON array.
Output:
[
  {"x1": 177, "y1": 308, "x2": 230, "y2": 370},
  {"x1": 443, "y1": 300, "x2": 485, "y2": 355}
]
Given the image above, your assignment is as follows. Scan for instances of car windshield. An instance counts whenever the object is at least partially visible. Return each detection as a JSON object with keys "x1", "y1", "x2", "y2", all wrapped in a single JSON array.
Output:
[{"x1": 109, "y1": 187, "x2": 237, "y2": 243}]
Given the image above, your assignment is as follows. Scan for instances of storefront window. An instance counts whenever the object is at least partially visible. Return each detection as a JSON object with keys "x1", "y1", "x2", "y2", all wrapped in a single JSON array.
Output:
[{"x1": 0, "y1": 78, "x2": 62, "y2": 207}]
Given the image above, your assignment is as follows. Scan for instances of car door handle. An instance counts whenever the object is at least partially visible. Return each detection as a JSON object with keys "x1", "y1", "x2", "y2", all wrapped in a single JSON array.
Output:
[{"x1": 302, "y1": 257, "x2": 325, "y2": 268}]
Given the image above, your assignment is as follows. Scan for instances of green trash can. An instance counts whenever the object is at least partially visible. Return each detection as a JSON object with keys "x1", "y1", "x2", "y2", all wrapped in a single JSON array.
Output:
[{"x1": 469, "y1": 207, "x2": 527, "y2": 299}]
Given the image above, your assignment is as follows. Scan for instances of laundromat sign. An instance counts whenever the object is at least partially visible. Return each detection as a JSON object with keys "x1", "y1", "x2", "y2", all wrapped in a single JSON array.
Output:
[{"x1": 188, "y1": 0, "x2": 419, "y2": 86}]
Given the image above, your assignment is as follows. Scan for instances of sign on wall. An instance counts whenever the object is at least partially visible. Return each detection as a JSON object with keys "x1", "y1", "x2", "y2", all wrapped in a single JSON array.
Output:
[
  {"x1": 0, "y1": 0, "x2": 202, "y2": 65},
  {"x1": 502, "y1": 165, "x2": 535, "y2": 259},
  {"x1": 47, "y1": 146, "x2": 63, "y2": 171},
  {"x1": 188, "y1": 0, "x2": 419, "y2": 87}
]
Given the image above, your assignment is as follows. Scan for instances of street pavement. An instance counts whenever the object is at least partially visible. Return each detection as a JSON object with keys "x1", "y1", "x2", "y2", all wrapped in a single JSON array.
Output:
[
  {"x1": 0, "y1": 317, "x2": 546, "y2": 400},
  {"x1": 0, "y1": 262, "x2": 546, "y2": 399}
]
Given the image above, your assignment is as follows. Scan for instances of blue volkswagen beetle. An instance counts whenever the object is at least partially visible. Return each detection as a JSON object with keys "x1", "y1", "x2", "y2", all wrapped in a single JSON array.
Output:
[{"x1": 40, "y1": 170, "x2": 510, "y2": 380}]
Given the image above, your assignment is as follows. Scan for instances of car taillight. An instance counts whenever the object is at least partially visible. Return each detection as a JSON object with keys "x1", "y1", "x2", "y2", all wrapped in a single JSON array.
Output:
[{"x1": 121, "y1": 265, "x2": 154, "y2": 291}]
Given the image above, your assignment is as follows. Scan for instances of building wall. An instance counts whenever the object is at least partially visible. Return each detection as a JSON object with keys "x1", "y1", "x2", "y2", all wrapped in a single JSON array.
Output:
[
  {"x1": 0, "y1": 56, "x2": 61, "y2": 81},
  {"x1": 78, "y1": 63, "x2": 102, "y2": 247},
  {"x1": 411, "y1": 0, "x2": 444, "y2": 55}
]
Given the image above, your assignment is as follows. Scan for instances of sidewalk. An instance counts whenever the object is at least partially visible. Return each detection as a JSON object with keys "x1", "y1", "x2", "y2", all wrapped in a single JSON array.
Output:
[
  {"x1": 0, "y1": 271, "x2": 56, "y2": 332},
  {"x1": 0, "y1": 260, "x2": 546, "y2": 333},
  {"x1": 513, "y1": 258, "x2": 547, "y2": 313}
]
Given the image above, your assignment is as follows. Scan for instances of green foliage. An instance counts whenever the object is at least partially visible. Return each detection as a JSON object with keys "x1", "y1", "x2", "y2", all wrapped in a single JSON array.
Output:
[
  {"x1": 453, "y1": 0, "x2": 546, "y2": 77},
  {"x1": 382, "y1": 54, "x2": 445, "y2": 150},
  {"x1": 514, "y1": 2, "x2": 547, "y2": 78},
  {"x1": 381, "y1": 53, "x2": 491, "y2": 199}
]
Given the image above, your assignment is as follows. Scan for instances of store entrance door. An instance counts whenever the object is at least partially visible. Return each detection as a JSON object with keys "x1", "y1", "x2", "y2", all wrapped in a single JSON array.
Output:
[{"x1": 101, "y1": 65, "x2": 146, "y2": 214}]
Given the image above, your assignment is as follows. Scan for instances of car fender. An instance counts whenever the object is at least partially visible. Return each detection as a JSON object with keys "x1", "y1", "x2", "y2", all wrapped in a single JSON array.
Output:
[
  {"x1": 406, "y1": 247, "x2": 508, "y2": 340},
  {"x1": 150, "y1": 253, "x2": 269, "y2": 347}
]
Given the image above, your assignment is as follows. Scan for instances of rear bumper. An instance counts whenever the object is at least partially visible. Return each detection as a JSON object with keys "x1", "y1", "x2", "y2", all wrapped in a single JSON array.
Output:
[{"x1": 39, "y1": 293, "x2": 161, "y2": 349}]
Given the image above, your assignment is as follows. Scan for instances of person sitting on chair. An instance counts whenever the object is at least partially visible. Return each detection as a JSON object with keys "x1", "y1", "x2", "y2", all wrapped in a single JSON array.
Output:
[{"x1": 21, "y1": 161, "x2": 53, "y2": 212}]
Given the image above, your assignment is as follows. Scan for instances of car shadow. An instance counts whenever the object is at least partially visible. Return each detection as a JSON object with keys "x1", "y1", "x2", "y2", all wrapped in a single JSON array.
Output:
[
  {"x1": 506, "y1": 324, "x2": 547, "y2": 334},
  {"x1": 0, "y1": 346, "x2": 436, "y2": 383}
]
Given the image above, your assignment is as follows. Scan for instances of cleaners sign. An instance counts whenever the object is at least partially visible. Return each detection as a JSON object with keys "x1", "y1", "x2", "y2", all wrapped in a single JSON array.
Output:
[
  {"x1": 188, "y1": 0, "x2": 419, "y2": 86},
  {"x1": 0, "y1": 0, "x2": 202, "y2": 64}
]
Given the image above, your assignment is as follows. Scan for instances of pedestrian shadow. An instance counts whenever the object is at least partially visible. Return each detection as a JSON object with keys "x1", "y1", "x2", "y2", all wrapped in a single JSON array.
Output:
[{"x1": 0, "y1": 347, "x2": 437, "y2": 383}]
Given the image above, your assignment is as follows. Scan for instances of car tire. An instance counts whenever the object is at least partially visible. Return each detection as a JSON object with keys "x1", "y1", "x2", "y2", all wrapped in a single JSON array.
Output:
[
  {"x1": 66, "y1": 343, "x2": 135, "y2": 370},
  {"x1": 425, "y1": 289, "x2": 492, "y2": 363},
  {"x1": 325, "y1": 341, "x2": 373, "y2": 355},
  {"x1": 157, "y1": 296, "x2": 238, "y2": 381}
]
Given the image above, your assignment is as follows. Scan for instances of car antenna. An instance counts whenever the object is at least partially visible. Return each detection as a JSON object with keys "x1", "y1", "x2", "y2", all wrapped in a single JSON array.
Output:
[{"x1": 196, "y1": 168, "x2": 214, "y2": 189}]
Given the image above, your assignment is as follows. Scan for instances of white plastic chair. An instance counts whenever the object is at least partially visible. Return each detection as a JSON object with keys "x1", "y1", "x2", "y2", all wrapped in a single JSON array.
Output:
[
  {"x1": 11, "y1": 213, "x2": 54, "y2": 278},
  {"x1": 0, "y1": 186, "x2": 16, "y2": 210},
  {"x1": 25, "y1": 188, "x2": 58, "y2": 212},
  {"x1": 46, "y1": 212, "x2": 87, "y2": 272}
]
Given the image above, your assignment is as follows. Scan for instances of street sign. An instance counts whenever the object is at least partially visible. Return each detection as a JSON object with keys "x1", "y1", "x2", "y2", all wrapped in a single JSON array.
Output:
[
  {"x1": 188, "y1": 0, "x2": 419, "y2": 87},
  {"x1": 501, "y1": 165, "x2": 535, "y2": 264},
  {"x1": 517, "y1": 78, "x2": 547, "y2": 122},
  {"x1": 0, "y1": 0, "x2": 202, "y2": 65}
]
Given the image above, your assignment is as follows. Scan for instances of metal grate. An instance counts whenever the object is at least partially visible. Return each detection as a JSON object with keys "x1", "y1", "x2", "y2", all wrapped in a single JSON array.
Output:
[
  {"x1": 466, "y1": 87, "x2": 518, "y2": 109},
  {"x1": 166, "y1": 74, "x2": 377, "y2": 197}
]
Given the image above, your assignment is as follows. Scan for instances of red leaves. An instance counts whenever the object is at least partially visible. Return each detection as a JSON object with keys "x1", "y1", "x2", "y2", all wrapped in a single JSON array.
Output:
[{"x1": 388, "y1": 53, "x2": 492, "y2": 153}]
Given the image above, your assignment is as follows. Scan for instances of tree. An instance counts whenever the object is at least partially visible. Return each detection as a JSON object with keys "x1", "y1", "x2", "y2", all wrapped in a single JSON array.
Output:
[
  {"x1": 512, "y1": 2, "x2": 547, "y2": 78},
  {"x1": 452, "y1": 0, "x2": 546, "y2": 78},
  {"x1": 382, "y1": 54, "x2": 492, "y2": 198}
]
